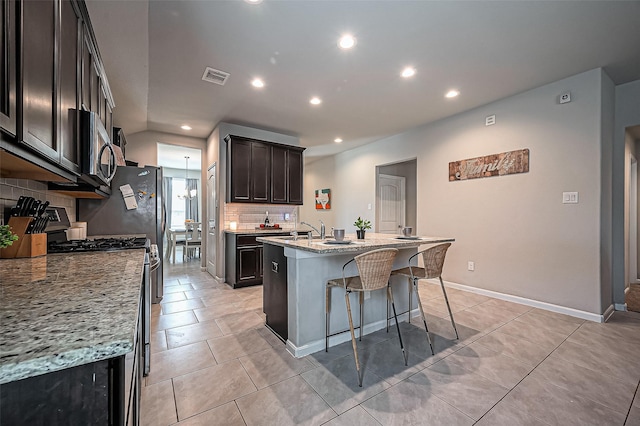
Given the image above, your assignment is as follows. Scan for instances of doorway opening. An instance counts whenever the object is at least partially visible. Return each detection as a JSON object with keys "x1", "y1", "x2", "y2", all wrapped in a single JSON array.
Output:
[
  {"x1": 157, "y1": 143, "x2": 202, "y2": 266},
  {"x1": 376, "y1": 159, "x2": 417, "y2": 234},
  {"x1": 624, "y1": 126, "x2": 640, "y2": 312}
]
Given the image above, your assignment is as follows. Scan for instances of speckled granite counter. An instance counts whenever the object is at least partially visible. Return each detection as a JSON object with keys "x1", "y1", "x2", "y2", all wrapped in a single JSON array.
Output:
[
  {"x1": 0, "y1": 249, "x2": 145, "y2": 384},
  {"x1": 257, "y1": 232, "x2": 454, "y2": 254}
]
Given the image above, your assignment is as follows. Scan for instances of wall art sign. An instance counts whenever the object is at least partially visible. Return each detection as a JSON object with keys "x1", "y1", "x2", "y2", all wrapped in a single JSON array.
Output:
[
  {"x1": 449, "y1": 148, "x2": 529, "y2": 181},
  {"x1": 315, "y1": 188, "x2": 331, "y2": 210}
]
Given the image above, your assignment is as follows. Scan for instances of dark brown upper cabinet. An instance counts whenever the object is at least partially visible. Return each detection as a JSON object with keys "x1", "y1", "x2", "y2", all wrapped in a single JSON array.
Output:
[
  {"x1": 57, "y1": 0, "x2": 81, "y2": 173},
  {"x1": 0, "y1": 0, "x2": 17, "y2": 139},
  {"x1": 1, "y1": 0, "x2": 114, "y2": 183},
  {"x1": 20, "y1": 0, "x2": 58, "y2": 162},
  {"x1": 226, "y1": 134, "x2": 305, "y2": 205}
]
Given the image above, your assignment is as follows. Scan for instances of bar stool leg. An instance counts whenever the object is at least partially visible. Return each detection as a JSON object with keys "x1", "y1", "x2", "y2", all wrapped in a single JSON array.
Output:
[
  {"x1": 359, "y1": 292, "x2": 364, "y2": 341},
  {"x1": 325, "y1": 284, "x2": 331, "y2": 352},
  {"x1": 439, "y1": 276, "x2": 459, "y2": 339},
  {"x1": 388, "y1": 285, "x2": 408, "y2": 366},
  {"x1": 345, "y1": 290, "x2": 363, "y2": 387},
  {"x1": 414, "y1": 279, "x2": 434, "y2": 355},
  {"x1": 407, "y1": 277, "x2": 412, "y2": 324}
]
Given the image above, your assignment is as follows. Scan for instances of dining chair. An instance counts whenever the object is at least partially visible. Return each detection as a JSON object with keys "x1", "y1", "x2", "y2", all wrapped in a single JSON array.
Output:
[
  {"x1": 183, "y1": 222, "x2": 202, "y2": 261},
  {"x1": 391, "y1": 243, "x2": 458, "y2": 356},
  {"x1": 325, "y1": 248, "x2": 407, "y2": 387}
]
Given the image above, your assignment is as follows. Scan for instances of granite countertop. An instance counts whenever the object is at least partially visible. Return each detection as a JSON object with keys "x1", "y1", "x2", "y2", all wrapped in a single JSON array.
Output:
[
  {"x1": 256, "y1": 232, "x2": 455, "y2": 254},
  {"x1": 0, "y1": 249, "x2": 146, "y2": 384}
]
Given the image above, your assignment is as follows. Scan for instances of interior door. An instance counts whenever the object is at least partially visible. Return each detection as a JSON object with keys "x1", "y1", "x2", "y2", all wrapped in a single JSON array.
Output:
[
  {"x1": 206, "y1": 164, "x2": 217, "y2": 278},
  {"x1": 377, "y1": 174, "x2": 406, "y2": 234}
]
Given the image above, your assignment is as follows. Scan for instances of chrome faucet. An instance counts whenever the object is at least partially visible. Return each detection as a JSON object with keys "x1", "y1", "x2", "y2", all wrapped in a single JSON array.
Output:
[{"x1": 301, "y1": 220, "x2": 325, "y2": 239}]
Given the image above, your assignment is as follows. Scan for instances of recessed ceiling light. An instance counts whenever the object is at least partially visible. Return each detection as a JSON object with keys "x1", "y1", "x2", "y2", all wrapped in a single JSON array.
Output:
[
  {"x1": 310, "y1": 97, "x2": 322, "y2": 105},
  {"x1": 401, "y1": 67, "x2": 416, "y2": 78},
  {"x1": 334, "y1": 138, "x2": 343, "y2": 143},
  {"x1": 251, "y1": 78, "x2": 265, "y2": 88},
  {"x1": 445, "y1": 90, "x2": 460, "y2": 98},
  {"x1": 244, "y1": 0, "x2": 262, "y2": 4},
  {"x1": 181, "y1": 125, "x2": 192, "y2": 130},
  {"x1": 338, "y1": 34, "x2": 356, "y2": 50}
]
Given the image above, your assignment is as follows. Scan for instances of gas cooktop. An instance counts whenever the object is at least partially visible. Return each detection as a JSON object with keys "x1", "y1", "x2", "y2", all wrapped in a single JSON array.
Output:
[{"x1": 48, "y1": 237, "x2": 149, "y2": 253}]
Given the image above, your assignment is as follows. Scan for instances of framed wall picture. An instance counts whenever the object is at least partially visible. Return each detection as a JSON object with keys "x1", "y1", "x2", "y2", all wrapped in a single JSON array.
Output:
[{"x1": 315, "y1": 188, "x2": 331, "y2": 210}]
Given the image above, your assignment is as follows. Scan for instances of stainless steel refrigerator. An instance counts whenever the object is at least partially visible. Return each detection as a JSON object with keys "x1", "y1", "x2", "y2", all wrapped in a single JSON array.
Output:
[{"x1": 78, "y1": 165, "x2": 165, "y2": 303}]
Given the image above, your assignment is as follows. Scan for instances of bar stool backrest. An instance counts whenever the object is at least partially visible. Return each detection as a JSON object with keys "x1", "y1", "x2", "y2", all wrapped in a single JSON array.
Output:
[
  {"x1": 354, "y1": 248, "x2": 398, "y2": 290},
  {"x1": 420, "y1": 243, "x2": 451, "y2": 279}
]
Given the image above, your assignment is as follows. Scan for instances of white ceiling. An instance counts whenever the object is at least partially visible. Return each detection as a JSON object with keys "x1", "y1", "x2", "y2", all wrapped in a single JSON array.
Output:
[{"x1": 86, "y1": 1, "x2": 640, "y2": 158}]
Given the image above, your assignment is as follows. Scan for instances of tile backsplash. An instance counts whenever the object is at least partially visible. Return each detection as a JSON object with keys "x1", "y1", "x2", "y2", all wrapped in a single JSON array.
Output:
[
  {"x1": 224, "y1": 203, "x2": 299, "y2": 231},
  {"x1": 0, "y1": 178, "x2": 76, "y2": 225}
]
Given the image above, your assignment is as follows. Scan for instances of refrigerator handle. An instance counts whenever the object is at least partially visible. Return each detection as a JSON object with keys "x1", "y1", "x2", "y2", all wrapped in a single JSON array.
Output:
[{"x1": 161, "y1": 201, "x2": 167, "y2": 234}]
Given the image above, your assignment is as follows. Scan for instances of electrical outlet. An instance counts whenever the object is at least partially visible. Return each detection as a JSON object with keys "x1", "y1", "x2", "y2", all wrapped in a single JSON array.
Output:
[
  {"x1": 468, "y1": 261, "x2": 475, "y2": 271},
  {"x1": 559, "y1": 92, "x2": 571, "y2": 104},
  {"x1": 364, "y1": 292, "x2": 371, "y2": 300},
  {"x1": 367, "y1": 203, "x2": 372, "y2": 210}
]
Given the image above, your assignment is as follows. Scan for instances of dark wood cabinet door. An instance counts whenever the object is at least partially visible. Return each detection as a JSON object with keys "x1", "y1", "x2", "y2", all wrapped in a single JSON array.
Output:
[
  {"x1": 237, "y1": 247, "x2": 258, "y2": 282},
  {"x1": 257, "y1": 246, "x2": 264, "y2": 280},
  {"x1": 21, "y1": 0, "x2": 58, "y2": 161},
  {"x1": 229, "y1": 138, "x2": 251, "y2": 201},
  {"x1": 271, "y1": 145, "x2": 288, "y2": 203},
  {"x1": 58, "y1": 0, "x2": 81, "y2": 173},
  {"x1": 80, "y1": 27, "x2": 91, "y2": 111},
  {"x1": 288, "y1": 148, "x2": 304, "y2": 204},
  {"x1": 0, "y1": 0, "x2": 17, "y2": 138},
  {"x1": 251, "y1": 141, "x2": 270, "y2": 202},
  {"x1": 90, "y1": 61, "x2": 99, "y2": 116}
]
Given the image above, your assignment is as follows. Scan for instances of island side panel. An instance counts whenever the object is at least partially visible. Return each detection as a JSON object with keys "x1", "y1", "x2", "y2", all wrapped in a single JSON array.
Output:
[{"x1": 284, "y1": 246, "x2": 417, "y2": 357}]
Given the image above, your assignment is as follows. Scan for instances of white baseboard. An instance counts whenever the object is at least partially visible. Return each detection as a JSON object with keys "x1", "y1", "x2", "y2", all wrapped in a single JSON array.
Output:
[{"x1": 428, "y1": 279, "x2": 608, "y2": 323}]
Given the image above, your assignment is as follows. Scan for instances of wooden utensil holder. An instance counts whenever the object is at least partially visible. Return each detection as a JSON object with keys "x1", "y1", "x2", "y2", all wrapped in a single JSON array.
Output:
[{"x1": 0, "y1": 217, "x2": 47, "y2": 258}]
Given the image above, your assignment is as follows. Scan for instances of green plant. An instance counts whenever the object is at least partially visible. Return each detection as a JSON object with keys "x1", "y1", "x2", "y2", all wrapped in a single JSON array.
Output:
[
  {"x1": 0, "y1": 225, "x2": 19, "y2": 249},
  {"x1": 353, "y1": 217, "x2": 371, "y2": 231}
]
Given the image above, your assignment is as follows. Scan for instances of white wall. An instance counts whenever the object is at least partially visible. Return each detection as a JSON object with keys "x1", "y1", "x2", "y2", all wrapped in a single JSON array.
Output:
[
  {"x1": 299, "y1": 156, "x2": 337, "y2": 229},
  {"x1": 333, "y1": 69, "x2": 608, "y2": 314}
]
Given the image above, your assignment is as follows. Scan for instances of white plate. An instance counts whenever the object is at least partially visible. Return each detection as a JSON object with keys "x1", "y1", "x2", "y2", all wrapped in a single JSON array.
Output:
[{"x1": 324, "y1": 240, "x2": 353, "y2": 245}]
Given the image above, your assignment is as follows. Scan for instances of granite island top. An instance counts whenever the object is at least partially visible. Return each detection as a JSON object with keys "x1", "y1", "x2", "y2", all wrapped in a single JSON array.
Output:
[
  {"x1": 224, "y1": 228, "x2": 296, "y2": 235},
  {"x1": 256, "y1": 232, "x2": 455, "y2": 254},
  {"x1": 0, "y1": 249, "x2": 145, "y2": 384}
]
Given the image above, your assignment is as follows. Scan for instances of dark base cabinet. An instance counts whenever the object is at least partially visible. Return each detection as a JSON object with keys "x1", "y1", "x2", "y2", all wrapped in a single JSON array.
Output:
[
  {"x1": 263, "y1": 243, "x2": 288, "y2": 341},
  {"x1": 0, "y1": 293, "x2": 143, "y2": 426},
  {"x1": 225, "y1": 232, "x2": 290, "y2": 288},
  {"x1": 1, "y1": 359, "x2": 113, "y2": 425}
]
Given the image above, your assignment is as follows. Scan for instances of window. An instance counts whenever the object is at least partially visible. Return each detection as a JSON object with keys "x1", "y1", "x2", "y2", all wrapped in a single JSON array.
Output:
[{"x1": 171, "y1": 178, "x2": 186, "y2": 228}]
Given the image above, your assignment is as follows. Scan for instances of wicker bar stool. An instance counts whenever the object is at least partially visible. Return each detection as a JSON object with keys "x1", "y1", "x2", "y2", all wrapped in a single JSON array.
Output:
[
  {"x1": 325, "y1": 248, "x2": 407, "y2": 387},
  {"x1": 391, "y1": 243, "x2": 458, "y2": 356}
]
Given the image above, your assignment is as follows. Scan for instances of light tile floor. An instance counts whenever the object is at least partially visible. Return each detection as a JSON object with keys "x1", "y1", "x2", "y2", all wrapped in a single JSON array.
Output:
[{"x1": 142, "y1": 260, "x2": 640, "y2": 425}]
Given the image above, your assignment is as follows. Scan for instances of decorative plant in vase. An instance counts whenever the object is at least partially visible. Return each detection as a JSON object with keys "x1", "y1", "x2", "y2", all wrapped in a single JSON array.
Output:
[
  {"x1": 353, "y1": 217, "x2": 371, "y2": 239},
  {"x1": 0, "y1": 225, "x2": 19, "y2": 249}
]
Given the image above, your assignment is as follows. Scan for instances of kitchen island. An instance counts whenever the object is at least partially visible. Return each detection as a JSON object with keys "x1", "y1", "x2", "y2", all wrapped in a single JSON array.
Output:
[
  {"x1": 256, "y1": 233, "x2": 454, "y2": 357},
  {"x1": 0, "y1": 249, "x2": 146, "y2": 424}
]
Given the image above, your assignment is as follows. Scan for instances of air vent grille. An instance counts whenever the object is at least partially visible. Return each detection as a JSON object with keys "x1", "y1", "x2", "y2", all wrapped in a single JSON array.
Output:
[{"x1": 202, "y1": 67, "x2": 230, "y2": 85}]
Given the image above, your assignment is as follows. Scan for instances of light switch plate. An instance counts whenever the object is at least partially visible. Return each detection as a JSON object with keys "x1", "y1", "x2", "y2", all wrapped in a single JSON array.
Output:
[{"x1": 562, "y1": 192, "x2": 579, "y2": 203}]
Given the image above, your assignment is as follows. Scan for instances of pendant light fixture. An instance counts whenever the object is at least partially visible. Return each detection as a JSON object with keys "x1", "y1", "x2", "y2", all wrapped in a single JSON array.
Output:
[{"x1": 178, "y1": 156, "x2": 197, "y2": 200}]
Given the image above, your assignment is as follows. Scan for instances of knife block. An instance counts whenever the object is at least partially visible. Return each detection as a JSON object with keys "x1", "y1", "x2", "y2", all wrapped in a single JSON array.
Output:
[{"x1": 0, "y1": 217, "x2": 47, "y2": 259}]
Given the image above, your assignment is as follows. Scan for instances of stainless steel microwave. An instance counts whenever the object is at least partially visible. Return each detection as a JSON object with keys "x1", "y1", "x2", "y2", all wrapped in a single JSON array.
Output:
[{"x1": 79, "y1": 110, "x2": 117, "y2": 186}]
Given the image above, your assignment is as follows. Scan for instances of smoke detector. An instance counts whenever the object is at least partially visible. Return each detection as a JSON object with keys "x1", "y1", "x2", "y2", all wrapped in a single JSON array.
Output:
[{"x1": 202, "y1": 67, "x2": 230, "y2": 85}]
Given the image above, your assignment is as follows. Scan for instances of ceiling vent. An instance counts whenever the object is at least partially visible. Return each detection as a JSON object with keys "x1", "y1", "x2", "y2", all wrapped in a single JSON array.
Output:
[{"x1": 202, "y1": 67, "x2": 230, "y2": 85}]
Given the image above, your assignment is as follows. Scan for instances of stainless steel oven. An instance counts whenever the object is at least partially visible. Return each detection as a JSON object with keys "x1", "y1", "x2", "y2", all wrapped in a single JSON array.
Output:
[{"x1": 79, "y1": 110, "x2": 117, "y2": 186}]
